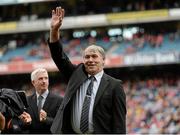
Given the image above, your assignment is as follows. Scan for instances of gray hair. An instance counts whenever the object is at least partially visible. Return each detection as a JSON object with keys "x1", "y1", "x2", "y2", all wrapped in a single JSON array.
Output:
[
  {"x1": 31, "y1": 68, "x2": 48, "y2": 81},
  {"x1": 83, "y1": 44, "x2": 105, "y2": 59}
]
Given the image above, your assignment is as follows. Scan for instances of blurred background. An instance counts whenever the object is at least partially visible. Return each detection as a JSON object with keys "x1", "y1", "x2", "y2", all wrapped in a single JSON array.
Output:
[{"x1": 0, "y1": 0, "x2": 179, "y2": 133}]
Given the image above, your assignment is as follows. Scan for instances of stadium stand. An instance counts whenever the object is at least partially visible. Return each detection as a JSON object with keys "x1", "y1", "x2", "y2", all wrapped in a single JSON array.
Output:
[
  {"x1": 0, "y1": 26, "x2": 180, "y2": 62},
  {"x1": 125, "y1": 76, "x2": 180, "y2": 133}
]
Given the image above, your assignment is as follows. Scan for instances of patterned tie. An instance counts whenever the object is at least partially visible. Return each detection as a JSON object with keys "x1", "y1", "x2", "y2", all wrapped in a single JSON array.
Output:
[
  {"x1": 37, "y1": 95, "x2": 43, "y2": 113},
  {"x1": 80, "y1": 76, "x2": 95, "y2": 133}
]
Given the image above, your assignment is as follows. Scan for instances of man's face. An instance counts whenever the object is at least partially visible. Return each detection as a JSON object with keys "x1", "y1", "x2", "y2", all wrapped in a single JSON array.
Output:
[
  {"x1": 83, "y1": 48, "x2": 104, "y2": 75},
  {"x1": 32, "y1": 72, "x2": 49, "y2": 94}
]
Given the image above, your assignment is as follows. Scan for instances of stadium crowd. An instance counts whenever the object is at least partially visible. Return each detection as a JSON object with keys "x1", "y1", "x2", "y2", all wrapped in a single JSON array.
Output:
[
  {"x1": 124, "y1": 75, "x2": 180, "y2": 134},
  {"x1": 0, "y1": 27, "x2": 180, "y2": 62}
]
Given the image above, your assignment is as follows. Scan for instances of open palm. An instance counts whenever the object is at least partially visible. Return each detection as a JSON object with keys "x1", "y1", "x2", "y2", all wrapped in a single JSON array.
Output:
[{"x1": 51, "y1": 7, "x2": 64, "y2": 30}]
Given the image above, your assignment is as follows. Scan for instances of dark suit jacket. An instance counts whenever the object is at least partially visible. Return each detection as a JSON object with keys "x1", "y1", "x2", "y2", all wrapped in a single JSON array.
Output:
[
  {"x1": 48, "y1": 41, "x2": 126, "y2": 134},
  {"x1": 26, "y1": 91, "x2": 63, "y2": 134}
]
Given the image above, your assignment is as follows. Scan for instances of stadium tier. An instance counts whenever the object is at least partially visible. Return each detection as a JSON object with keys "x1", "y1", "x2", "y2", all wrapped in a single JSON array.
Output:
[
  {"x1": 0, "y1": 23, "x2": 180, "y2": 74},
  {"x1": 0, "y1": 30, "x2": 180, "y2": 61}
]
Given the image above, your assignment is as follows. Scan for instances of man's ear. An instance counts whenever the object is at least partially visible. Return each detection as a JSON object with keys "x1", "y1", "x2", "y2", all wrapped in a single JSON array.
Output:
[
  {"x1": 32, "y1": 80, "x2": 35, "y2": 86},
  {"x1": 103, "y1": 58, "x2": 105, "y2": 66}
]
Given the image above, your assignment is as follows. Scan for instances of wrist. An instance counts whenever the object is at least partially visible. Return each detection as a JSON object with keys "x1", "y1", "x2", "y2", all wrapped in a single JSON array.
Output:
[
  {"x1": 50, "y1": 30, "x2": 60, "y2": 43},
  {"x1": 50, "y1": 26, "x2": 59, "y2": 31}
]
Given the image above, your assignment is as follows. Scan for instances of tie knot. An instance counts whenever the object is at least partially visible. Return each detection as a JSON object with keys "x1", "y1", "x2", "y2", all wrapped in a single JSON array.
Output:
[
  {"x1": 89, "y1": 76, "x2": 95, "y2": 81},
  {"x1": 38, "y1": 95, "x2": 43, "y2": 100}
]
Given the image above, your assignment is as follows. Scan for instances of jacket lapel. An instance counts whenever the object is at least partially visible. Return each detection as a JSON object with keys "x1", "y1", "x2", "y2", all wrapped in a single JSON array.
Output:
[
  {"x1": 43, "y1": 93, "x2": 51, "y2": 111},
  {"x1": 93, "y1": 73, "x2": 109, "y2": 110},
  {"x1": 30, "y1": 94, "x2": 39, "y2": 120},
  {"x1": 64, "y1": 65, "x2": 88, "y2": 101}
]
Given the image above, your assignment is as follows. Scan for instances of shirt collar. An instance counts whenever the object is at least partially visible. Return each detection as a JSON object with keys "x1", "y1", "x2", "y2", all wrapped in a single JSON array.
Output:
[
  {"x1": 88, "y1": 70, "x2": 104, "y2": 81},
  {"x1": 36, "y1": 89, "x2": 49, "y2": 99}
]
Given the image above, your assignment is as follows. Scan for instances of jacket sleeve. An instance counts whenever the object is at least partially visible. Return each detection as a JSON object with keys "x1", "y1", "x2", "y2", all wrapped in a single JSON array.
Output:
[
  {"x1": 48, "y1": 40, "x2": 76, "y2": 81},
  {"x1": 45, "y1": 96, "x2": 63, "y2": 126},
  {"x1": 112, "y1": 81, "x2": 126, "y2": 133}
]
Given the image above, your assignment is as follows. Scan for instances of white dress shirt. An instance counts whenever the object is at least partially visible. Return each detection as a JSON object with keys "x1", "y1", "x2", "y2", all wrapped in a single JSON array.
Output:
[{"x1": 71, "y1": 70, "x2": 104, "y2": 133}]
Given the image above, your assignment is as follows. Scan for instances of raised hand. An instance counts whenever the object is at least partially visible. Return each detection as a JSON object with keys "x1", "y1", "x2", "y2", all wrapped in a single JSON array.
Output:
[
  {"x1": 50, "y1": 7, "x2": 65, "y2": 42},
  {"x1": 51, "y1": 7, "x2": 65, "y2": 30}
]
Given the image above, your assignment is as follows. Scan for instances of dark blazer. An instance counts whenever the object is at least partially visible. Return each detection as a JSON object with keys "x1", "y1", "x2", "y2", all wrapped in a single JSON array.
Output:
[
  {"x1": 26, "y1": 91, "x2": 63, "y2": 134},
  {"x1": 48, "y1": 41, "x2": 126, "y2": 134}
]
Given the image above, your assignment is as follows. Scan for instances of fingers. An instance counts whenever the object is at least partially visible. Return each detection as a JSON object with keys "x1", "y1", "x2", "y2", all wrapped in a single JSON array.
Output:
[
  {"x1": 56, "y1": 7, "x2": 59, "y2": 16},
  {"x1": 39, "y1": 109, "x2": 47, "y2": 122},
  {"x1": 23, "y1": 117, "x2": 32, "y2": 124},
  {"x1": 52, "y1": 7, "x2": 64, "y2": 19},
  {"x1": 61, "y1": 8, "x2": 65, "y2": 20},
  {"x1": 59, "y1": 7, "x2": 65, "y2": 20},
  {"x1": 62, "y1": 9, "x2": 65, "y2": 18},
  {"x1": 52, "y1": 9, "x2": 55, "y2": 16},
  {"x1": 23, "y1": 111, "x2": 30, "y2": 116},
  {"x1": 19, "y1": 112, "x2": 27, "y2": 119},
  {"x1": 19, "y1": 112, "x2": 32, "y2": 124},
  {"x1": 19, "y1": 114, "x2": 24, "y2": 120}
]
